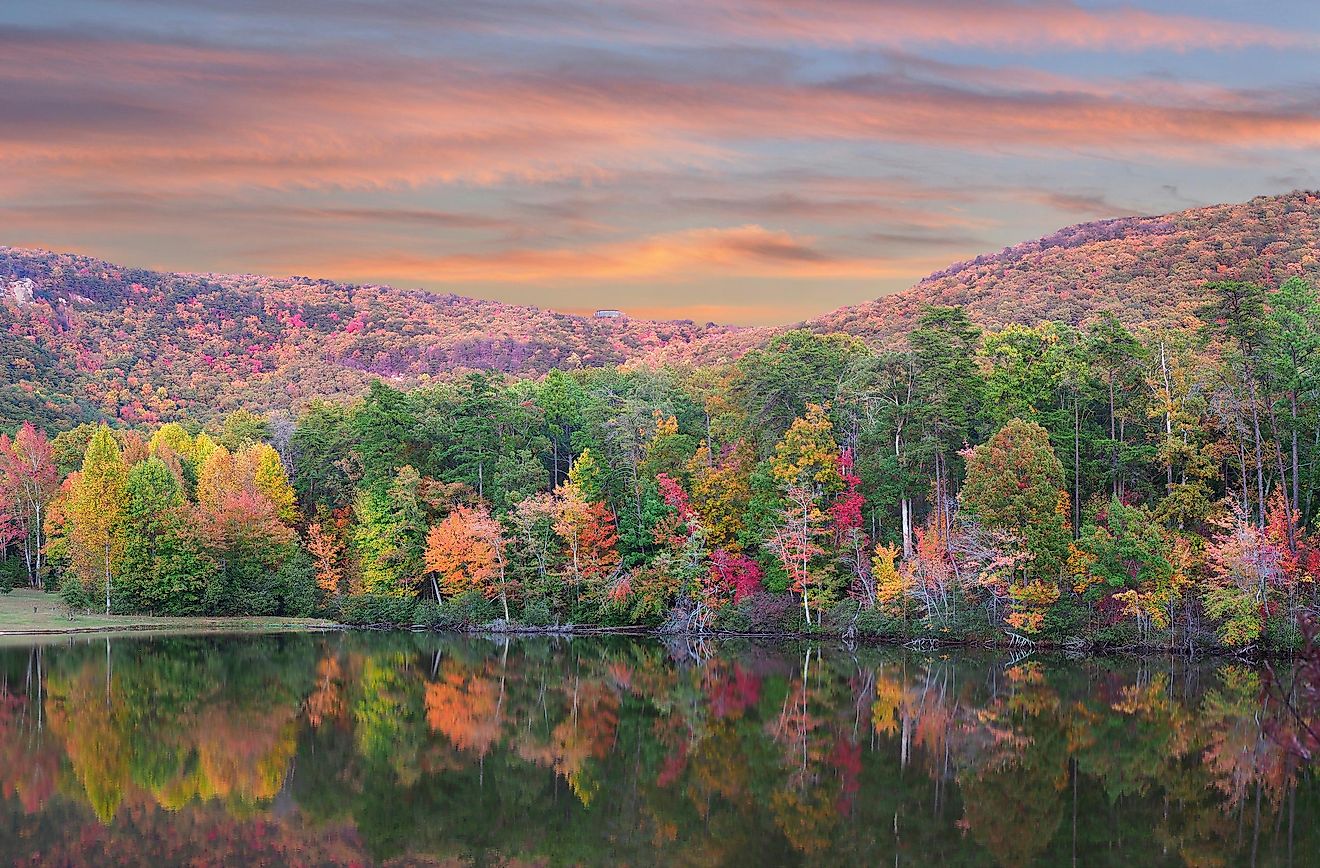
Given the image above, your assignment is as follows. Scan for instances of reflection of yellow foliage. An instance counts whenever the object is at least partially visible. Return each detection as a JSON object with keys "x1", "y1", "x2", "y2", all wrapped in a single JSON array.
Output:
[
  {"x1": 193, "y1": 705, "x2": 299, "y2": 806},
  {"x1": 770, "y1": 785, "x2": 838, "y2": 856},
  {"x1": 355, "y1": 653, "x2": 424, "y2": 787},
  {"x1": 1005, "y1": 662, "x2": 1043, "y2": 685},
  {"x1": 569, "y1": 765, "x2": 599, "y2": 807},
  {"x1": 1005, "y1": 664, "x2": 1060, "y2": 718},
  {"x1": 686, "y1": 721, "x2": 748, "y2": 813},
  {"x1": 44, "y1": 665, "x2": 130, "y2": 823},
  {"x1": 1112, "y1": 673, "x2": 1172, "y2": 717},
  {"x1": 872, "y1": 674, "x2": 905, "y2": 736}
]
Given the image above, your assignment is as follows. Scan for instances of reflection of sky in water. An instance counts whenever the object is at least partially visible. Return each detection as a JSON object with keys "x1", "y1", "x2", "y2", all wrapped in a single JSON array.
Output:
[
  {"x1": 0, "y1": 633, "x2": 1315, "y2": 865},
  {"x1": 3, "y1": 2, "x2": 1319, "y2": 323}
]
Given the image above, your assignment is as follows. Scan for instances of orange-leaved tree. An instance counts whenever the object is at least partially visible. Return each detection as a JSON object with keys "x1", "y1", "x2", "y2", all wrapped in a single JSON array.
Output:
[
  {"x1": 426, "y1": 504, "x2": 513, "y2": 618},
  {"x1": 305, "y1": 519, "x2": 346, "y2": 599}
]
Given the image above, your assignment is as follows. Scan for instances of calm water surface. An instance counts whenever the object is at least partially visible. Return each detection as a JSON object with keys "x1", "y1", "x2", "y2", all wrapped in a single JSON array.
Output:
[{"x1": 0, "y1": 632, "x2": 1315, "y2": 866}]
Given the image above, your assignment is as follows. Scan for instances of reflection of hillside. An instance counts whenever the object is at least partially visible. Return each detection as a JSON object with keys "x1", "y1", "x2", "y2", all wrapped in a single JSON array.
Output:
[{"x1": 0, "y1": 636, "x2": 1318, "y2": 866}]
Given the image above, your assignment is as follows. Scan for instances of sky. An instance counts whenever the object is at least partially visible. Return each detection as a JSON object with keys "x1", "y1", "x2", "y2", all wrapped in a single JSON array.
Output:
[{"x1": 3, "y1": 1, "x2": 1320, "y2": 325}]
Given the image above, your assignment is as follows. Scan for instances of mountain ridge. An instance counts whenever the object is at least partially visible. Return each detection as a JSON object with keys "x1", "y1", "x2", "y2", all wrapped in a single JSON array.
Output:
[
  {"x1": 7, "y1": 191, "x2": 1320, "y2": 427},
  {"x1": 804, "y1": 190, "x2": 1320, "y2": 342},
  {"x1": 0, "y1": 244, "x2": 747, "y2": 427}
]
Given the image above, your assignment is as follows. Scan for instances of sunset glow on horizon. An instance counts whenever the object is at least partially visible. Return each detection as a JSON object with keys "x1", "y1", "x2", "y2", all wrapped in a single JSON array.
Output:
[{"x1": 3, "y1": 0, "x2": 1320, "y2": 325}]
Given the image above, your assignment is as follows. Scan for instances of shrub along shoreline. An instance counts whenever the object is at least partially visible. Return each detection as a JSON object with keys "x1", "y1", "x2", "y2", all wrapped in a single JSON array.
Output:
[
  {"x1": 333, "y1": 590, "x2": 1307, "y2": 656},
  {"x1": 10, "y1": 585, "x2": 1302, "y2": 656}
]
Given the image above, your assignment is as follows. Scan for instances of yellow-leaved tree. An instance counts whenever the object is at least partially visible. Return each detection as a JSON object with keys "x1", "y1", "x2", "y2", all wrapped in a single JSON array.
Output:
[{"x1": 68, "y1": 426, "x2": 127, "y2": 614}]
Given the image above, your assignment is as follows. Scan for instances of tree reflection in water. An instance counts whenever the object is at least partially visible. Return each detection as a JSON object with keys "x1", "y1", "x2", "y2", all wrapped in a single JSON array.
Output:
[{"x1": 0, "y1": 633, "x2": 1317, "y2": 866}]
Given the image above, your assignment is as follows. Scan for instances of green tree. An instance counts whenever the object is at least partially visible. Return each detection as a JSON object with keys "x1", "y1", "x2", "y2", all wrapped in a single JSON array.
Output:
[
  {"x1": 961, "y1": 419, "x2": 1069, "y2": 582},
  {"x1": 353, "y1": 381, "x2": 419, "y2": 487},
  {"x1": 1199, "y1": 281, "x2": 1274, "y2": 526},
  {"x1": 735, "y1": 330, "x2": 865, "y2": 438},
  {"x1": 217, "y1": 409, "x2": 270, "y2": 451},
  {"x1": 1266, "y1": 277, "x2": 1320, "y2": 523},
  {"x1": 1086, "y1": 312, "x2": 1147, "y2": 499},
  {"x1": 290, "y1": 400, "x2": 357, "y2": 513},
  {"x1": 911, "y1": 306, "x2": 983, "y2": 539},
  {"x1": 119, "y1": 457, "x2": 213, "y2": 614},
  {"x1": 1072, "y1": 498, "x2": 1173, "y2": 596},
  {"x1": 354, "y1": 466, "x2": 427, "y2": 597}
]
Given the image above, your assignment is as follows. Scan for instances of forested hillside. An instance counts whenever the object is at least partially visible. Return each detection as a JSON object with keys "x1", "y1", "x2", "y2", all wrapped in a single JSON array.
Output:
[
  {"x1": 10, "y1": 192, "x2": 1320, "y2": 430},
  {"x1": 0, "y1": 247, "x2": 746, "y2": 429},
  {"x1": 807, "y1": 191, "x2": 1320, "y2": 342}
]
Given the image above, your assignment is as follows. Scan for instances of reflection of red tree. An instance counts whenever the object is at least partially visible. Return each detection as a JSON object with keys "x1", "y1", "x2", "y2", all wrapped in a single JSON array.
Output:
[
  {"x1": 1202, "y1": 666, "x2": 1293, "y2": 812},
  {"x1": 305, "y1": 654, "x2": 347, "y2": 730},
  {"x1": 705, "y1": 660, "x2": 762, "y2": 720},
  {"x1": 828, "y1": 736, "x2": 861, "y2": 817},
  {"x1": 0, "y1": 691, "x2": 60, "y2": 814}
]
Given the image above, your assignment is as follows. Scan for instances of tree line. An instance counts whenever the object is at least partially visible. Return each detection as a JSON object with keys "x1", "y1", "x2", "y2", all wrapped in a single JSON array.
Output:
[{"x1": 4, "y1": 278, "x2": 1320, "y2": 647}]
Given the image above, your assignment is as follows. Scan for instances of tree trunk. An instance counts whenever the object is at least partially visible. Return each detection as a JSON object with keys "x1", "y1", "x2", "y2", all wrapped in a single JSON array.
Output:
[
  {"x1": 1109, "y1": 379, "x2": 1118, "y2": 498},
  {"x1": 901, "y1": 498, "x2": 912, "y2": 559},
  {"x1": 1249, "y1": 378, "x2": 1267, "y2": 526},
  {"x1": 1291, "y1": 389, "x2": 1301, "y2": 526},
  {"x1": 1237, "y1": 442, "x2": 1250, "y2": 511},
  {"x1": 896, "y1": 427, "x2": 912, "y2": 557},
  {"x1": 33, "y1": 501, "x2": 41, "y2": 588},
  {"x1": 1159, "y1": 341, "x2": 1174, "y2": 496},
  {"x1": 1073, "y1": 393, "x2": 1081, "y2": 537}
]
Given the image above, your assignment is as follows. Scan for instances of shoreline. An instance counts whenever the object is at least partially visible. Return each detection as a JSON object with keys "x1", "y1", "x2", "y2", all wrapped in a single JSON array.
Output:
[
  {"x1": 0, "y1": 591, "x2": 1295, "y2": 657},
  {"x1": 346, "y1": 620, "x2": 1289, "y2": 659},
  {"x1": 0, "y1": 618, "x2": 1292, "y2": 659},
  {"x1": 0, "y1": 589, "x2": 337, "y2": 639}
]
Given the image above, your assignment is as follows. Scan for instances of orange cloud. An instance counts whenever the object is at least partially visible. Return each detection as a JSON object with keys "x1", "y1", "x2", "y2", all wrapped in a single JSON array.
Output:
[{"x1": 302, "y1": 225, "x2": 937, "y2": 285}]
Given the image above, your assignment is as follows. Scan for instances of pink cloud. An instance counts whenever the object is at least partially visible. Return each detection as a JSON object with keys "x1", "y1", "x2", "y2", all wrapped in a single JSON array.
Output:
[
  {"x1": 695, "y1": 0, "x2": 1314, "y2": 52},
  {"x1": 3, "y1": 28, "x2": 1319, "y2": 208}
]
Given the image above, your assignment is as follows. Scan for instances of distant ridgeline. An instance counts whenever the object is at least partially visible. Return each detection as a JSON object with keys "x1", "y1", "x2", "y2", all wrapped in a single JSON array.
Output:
[
  {"x1": 7, "y1": 191, "x2": 1320, "y2": 430},
  {"x1": 0, "y1": 247, "x2": 748, "y2": 429}
]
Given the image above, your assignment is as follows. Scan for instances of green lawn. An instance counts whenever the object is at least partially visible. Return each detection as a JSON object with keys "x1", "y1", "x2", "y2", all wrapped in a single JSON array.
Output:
[{"x1": 0, "y1": 588, "x2": 338, "y2": 636}]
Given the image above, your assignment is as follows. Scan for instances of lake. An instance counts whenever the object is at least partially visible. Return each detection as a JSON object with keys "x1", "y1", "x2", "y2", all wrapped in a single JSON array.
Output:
[{"x1": 0, "y1": 633, "x2": 1314, "y2": 866}]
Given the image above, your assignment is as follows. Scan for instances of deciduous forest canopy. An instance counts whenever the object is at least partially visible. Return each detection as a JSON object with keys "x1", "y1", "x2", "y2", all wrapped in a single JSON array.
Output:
[{"x1": 6, "y1": 193, "x2": 1320, "y2": 648}]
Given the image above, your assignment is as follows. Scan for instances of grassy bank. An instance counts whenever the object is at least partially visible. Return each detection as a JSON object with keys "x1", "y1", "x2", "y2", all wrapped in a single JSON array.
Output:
[{"x1": 0, "y1": 589, "x2": 339, "y2": 637}]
